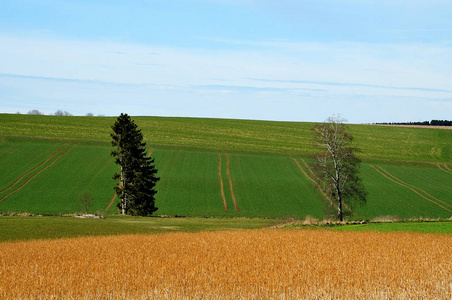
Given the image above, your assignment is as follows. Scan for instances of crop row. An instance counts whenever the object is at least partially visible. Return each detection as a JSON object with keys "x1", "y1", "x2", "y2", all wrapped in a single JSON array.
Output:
[{"x1": 0, "y1": 229, "x2": 451, "y2": 299}]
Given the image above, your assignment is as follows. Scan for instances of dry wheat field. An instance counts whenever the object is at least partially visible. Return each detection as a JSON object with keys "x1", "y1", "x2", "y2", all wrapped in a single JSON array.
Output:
[{"x1": 1, "y1": 229, "x2": 451, "y2": 299}]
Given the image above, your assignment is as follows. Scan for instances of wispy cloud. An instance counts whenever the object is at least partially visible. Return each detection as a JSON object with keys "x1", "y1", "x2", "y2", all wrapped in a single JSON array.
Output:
[
  {"x1": 195, "y1": 84, "x2": 326, "y2": 93},
  {"x1": 0, "y1": 72, "x2": 142, "y2": 87},
  {"x1": 246, "y1": 78, "x2": 452, "y2": 94},
  {"x1": 0, "y1": 32, "x2": 451, "y2": 122}
]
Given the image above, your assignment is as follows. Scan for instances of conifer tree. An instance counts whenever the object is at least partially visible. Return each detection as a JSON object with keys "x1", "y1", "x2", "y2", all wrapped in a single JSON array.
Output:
[{"x1": 111, "y1": 113, "x2": 159, "y2": 215}]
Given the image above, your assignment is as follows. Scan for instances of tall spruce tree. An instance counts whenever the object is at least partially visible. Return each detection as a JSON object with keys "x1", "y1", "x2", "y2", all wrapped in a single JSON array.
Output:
[{"x1": 111, "y1": 113, "x2": 159, "y2": 215}]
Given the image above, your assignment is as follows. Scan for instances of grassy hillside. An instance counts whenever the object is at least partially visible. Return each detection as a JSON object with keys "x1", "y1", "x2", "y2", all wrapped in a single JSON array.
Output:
[
  {"x1": 0, "y1": 114, "x2": 451, "y2": 219},
  {"x1": 1, "y1": 114, "x2": 450, "y2": 162}
]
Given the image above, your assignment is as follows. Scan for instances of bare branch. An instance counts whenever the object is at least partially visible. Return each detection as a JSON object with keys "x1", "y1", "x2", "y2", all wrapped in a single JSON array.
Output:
[{"x1": 310, "y1": 115, "x2": 367, "y2": 221}]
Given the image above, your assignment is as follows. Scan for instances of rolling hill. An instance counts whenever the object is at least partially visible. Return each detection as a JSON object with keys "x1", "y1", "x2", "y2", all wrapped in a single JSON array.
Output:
[{"x1": 0, "y1": 114, "x2": 451, "y2": 219}]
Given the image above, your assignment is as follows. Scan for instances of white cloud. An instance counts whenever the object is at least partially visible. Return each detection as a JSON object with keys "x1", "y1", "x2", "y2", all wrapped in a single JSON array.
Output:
[{"x1": 1, "y1": 32, "x2": 451, "y2": 122}]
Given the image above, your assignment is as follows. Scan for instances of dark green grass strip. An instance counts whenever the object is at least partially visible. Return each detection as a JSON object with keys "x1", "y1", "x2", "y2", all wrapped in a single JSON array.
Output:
[
  {"x1": 0, "y1": 216, "x2": 283, "y2": 243},
  {"x1": 330, "y1": 221, "x2": 452, "y2": 234}
]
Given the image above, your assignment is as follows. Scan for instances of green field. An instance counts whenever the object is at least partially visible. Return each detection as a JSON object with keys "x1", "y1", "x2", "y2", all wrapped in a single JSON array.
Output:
[
  {"x1": 0, "y1": 114, "x2": 451, "y2": 221},
  {"x1": 0, "y1": 138, "x2": 115, "y2": 214},
  {"x1": 355, "y1": 162, "x2": 452, "y2": 219},
  {"x1": 0, "y1": 216, "x2": 282, "y2": 243},
  {"x1": 1, "y1": 114, "x2": 450, "y2": 162},
  {"x1": 330, "y1": 221, "x2": 452, "y2": 234}
]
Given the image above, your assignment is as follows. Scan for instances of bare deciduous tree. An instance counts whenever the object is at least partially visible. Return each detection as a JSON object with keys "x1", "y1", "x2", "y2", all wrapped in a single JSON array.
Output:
[
  {"x1": 27, "y1": 109, "x2": 44, "y2": 115},
  {"x1": 79, "y1": 192, "x2": 93, "y2": 214},
  {"x1": 55, "y1": 110, "x2": 73, "y2": 116},
  {"x1": 311, "y1": 115, "x2": 367, "y2": 221}
]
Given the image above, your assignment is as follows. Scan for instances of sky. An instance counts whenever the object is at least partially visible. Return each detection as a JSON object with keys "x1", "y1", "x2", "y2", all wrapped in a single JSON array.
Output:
[{"x1": 0, "y1": 0, "x2": 451, "y2": 123}]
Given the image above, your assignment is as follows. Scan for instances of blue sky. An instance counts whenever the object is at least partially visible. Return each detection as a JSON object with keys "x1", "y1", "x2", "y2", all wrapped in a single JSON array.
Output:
[{"x1": 0, "y1": 0, "x2": 451, "y2": 123}]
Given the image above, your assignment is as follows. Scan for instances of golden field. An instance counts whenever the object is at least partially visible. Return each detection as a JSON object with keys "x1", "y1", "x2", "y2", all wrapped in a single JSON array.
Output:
[{"x1": 0, "y1": 229, "x2": 451, "y2": 299}]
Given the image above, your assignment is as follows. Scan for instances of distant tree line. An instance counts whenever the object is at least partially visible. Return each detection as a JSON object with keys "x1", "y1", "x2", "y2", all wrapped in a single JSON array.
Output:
[
  {"x1": 375, "y1": 120, "x2": 452, "y2": 126},
  {"x1": 23, "y1": 110, "x2": 100, "y2": 117},
  {"x1": 54, "y1": 110, "x2": 74, "y2": 116}
]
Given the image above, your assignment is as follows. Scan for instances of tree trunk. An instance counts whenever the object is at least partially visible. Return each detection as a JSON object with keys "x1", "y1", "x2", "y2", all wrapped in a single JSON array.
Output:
[
  {"x1": 333, "y1": 150, "x2": 343, "y2": 221},
  {"x1": 338, "y1": 195, "x2": 343, "y2": 221},
  {"x1": 120, "y1": 165, "x2": 126, "y2": 215}
]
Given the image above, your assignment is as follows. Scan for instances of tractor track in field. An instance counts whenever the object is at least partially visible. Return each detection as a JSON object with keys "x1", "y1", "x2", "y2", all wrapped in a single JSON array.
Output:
[
  {"x1": 0, "y1": 145, "x2": 75, "y2": 203},
  {"x1": 226, "y1": 154, "x2": 239, "y2": 213},
  {"x1": 374, "y1": 165, "x2": 452, "y2": 209},
  {"x1": 437, "y1": 163, "x2": 452, "y2": 174},
  {"x1": 0, "y1": 145, "x2": 67, "y2": 194},
  {"x1": 292, "y1": 158, "x2": 361, "y2": 217},
  {"x1": 218, "y1": 154, "x2": 228, "y2": 213},
  {"x1": 105, "y1": 193, "x2": 118, "y2": 211},
  {"x1": 299, "y1": 158, "x2": 360, "y2": 217},
  {"x1": 292, "y1": 158, "x2": 336, "y2": 209},
  {"x1": 370, "y1": 165, "x2": 452, "y2": 213},
  {"x1": 105, "y1": 149, "x2": 155, "y2": 211}
]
